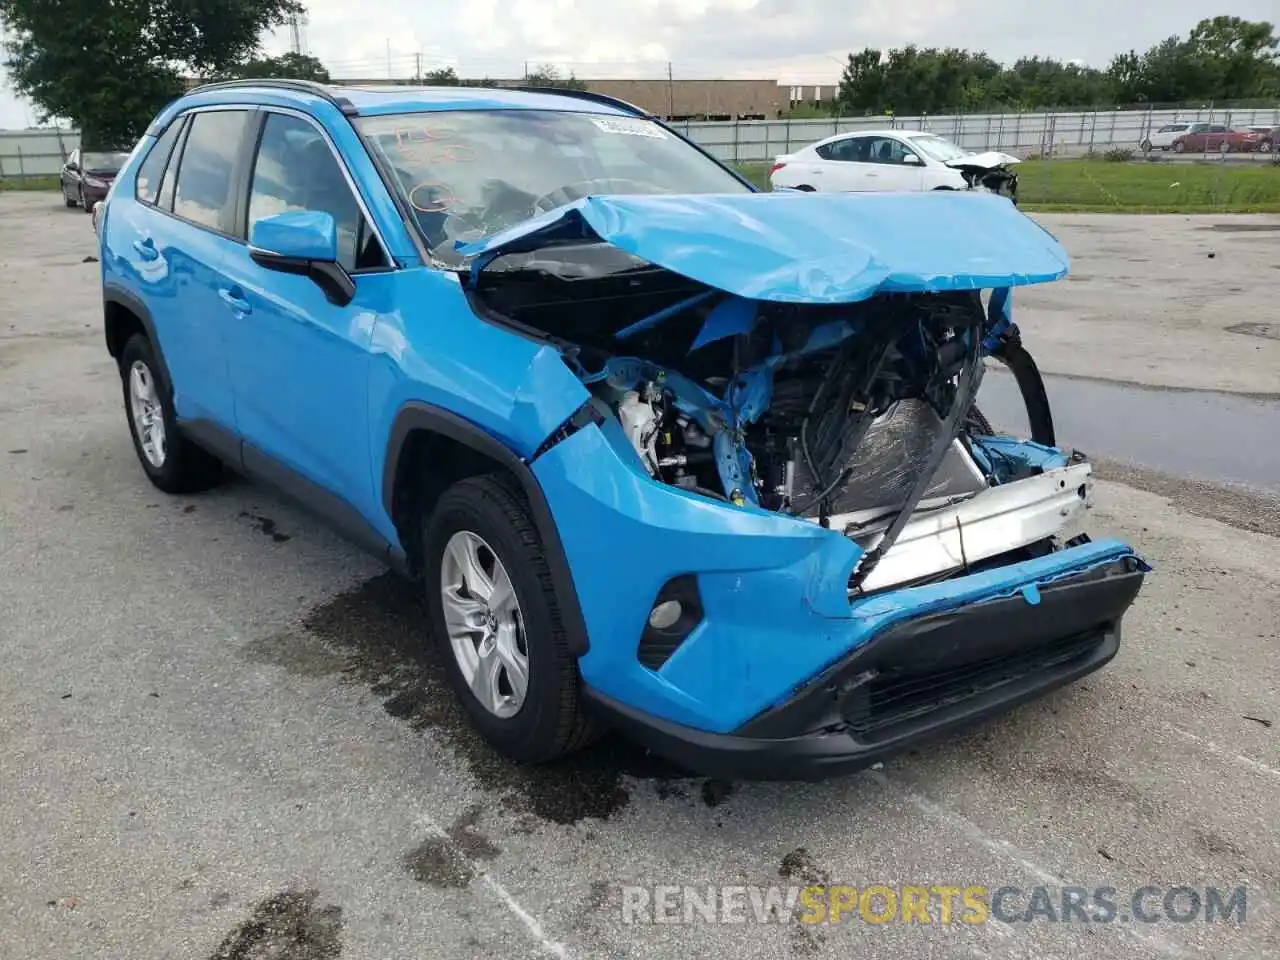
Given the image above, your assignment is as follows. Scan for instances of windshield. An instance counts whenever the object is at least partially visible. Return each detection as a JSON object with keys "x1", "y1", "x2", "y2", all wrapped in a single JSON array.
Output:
[
  {"x1": 82, "y1": 151, "x2": 130, "y2": 174},
  {"x1": 356, "y1": 110, "x2": 750, "y2": 263},
  {"x1": 907, "y1": 135, "x2": 971, "y2": 163}
]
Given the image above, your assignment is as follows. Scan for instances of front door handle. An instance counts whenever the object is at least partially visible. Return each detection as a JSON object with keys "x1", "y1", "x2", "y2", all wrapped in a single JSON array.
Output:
[
  {"x1": 218, "y1": 288, "x2": 252, "y2": 314},
  {"x1": 132, "y1": 238, "x2": 159, "y2": 261}
]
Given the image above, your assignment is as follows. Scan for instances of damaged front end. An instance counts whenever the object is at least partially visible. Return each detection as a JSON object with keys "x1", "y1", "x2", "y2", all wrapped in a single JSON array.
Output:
[
  {"x1": 456, "y1": 190, "x2": 1147, "y2": 776},
  {"x1": 947, "y1": 151, "x2": 1021, "y2": 203}
]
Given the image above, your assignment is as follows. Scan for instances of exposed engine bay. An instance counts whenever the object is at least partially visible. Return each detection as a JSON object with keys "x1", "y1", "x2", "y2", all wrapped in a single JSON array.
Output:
[
  {"x1": 946, "y1": 152, "x2": 1021, "y2": 203},
  {"x1": 469, "y1": 225, "x2": 1085, "y2": 595}
]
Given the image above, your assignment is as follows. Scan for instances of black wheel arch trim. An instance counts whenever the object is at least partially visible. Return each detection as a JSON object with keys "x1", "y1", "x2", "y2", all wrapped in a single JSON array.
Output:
[
  {"x1": 382, "y1": 401, "x2": 590, "y2": 656},
  {"x1": 103, "y1": 285, "x2": 172, "y2": 388}
]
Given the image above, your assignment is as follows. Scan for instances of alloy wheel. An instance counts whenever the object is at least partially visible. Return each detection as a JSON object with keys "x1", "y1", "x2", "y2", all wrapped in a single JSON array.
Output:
[
  {"x1": 128, "y1": 360, "x2": 167, "y2": 468},
  {"x1": 439, "y1": 530, "x2": 529, "y2": 718}
]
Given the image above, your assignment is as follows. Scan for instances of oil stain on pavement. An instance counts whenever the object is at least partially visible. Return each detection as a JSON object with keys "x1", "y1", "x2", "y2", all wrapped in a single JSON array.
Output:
[
  {"x1": 402, "y1": 805, "x2": 501, "y2": 888},
  {"x1": 241, "y1": 573, "x2": 692, "y2": 825},
  {"x1": 209, "y1": 888, "x2": 342, "y2": 960}
]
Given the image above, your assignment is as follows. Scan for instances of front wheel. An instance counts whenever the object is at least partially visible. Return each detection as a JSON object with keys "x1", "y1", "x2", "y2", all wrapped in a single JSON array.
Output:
[
  {"x1": 1259, "y1": 140, "x2": 1273, "y2": 153},
  {"x1": 119, "y1": 334, "x2": 224, "y2": 494},
  {"x1": 423, "y1": 473, "x2": 599, "y2": 763}
]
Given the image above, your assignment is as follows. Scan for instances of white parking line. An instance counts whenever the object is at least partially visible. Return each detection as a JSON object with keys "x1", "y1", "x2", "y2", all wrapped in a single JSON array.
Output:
[
  {"x1": 415, "y1": 813, "x2": 571, "y2": 958},
  {"x1": 1163, "y1": 723, "x2": 1280, "y2": 782},
  {"x1": 865, "y1": 770, "x2": 1189, "y2": 958}
]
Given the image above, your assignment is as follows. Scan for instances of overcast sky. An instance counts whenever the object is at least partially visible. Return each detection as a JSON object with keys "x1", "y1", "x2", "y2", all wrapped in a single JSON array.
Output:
[{"x1": 2, "y1": 0, "x2": 1276, "y2": 129}]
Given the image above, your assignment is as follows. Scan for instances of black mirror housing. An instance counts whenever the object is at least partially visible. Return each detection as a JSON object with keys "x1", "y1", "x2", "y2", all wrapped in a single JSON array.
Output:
[{"x1": 248, "y1": 249, "x2": 356, "y2": 307}]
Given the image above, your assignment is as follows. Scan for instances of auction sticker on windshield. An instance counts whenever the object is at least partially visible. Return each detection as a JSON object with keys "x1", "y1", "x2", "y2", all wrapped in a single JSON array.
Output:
[{"x1": 591, "y1": 117, "x2": 668, "y2": 138}]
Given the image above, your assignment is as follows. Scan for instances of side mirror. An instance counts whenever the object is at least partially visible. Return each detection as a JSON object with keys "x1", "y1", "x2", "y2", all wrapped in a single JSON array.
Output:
[
  {"x1": 902, "y1": 153, "x2": 922, "y2": 165},
  {"x1": 249, "y1": 210, "x2": 354, "y2": 307},
  {"x1": 66, "y1": 162, "x2": 79, "y2": 173}
]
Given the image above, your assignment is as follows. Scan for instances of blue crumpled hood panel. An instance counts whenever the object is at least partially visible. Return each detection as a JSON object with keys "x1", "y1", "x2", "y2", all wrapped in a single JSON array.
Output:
[{"x1": 455, "y1": 191, "x2": 1069, "y2": 304}]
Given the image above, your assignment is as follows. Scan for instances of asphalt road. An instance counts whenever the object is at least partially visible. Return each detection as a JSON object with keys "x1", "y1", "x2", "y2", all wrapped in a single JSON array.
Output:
[{"x1": 1, "y1": 192, "x2": 1277, "y2": 960}]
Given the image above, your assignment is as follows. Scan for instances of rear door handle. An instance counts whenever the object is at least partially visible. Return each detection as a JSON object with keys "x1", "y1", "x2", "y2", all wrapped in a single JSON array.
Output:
[
  {"x1": 218, "y1": 288, "x2": 252, "y2": 314},
  {"x1": 132, "y1": 238, "x2": 159, "y2": 261}
]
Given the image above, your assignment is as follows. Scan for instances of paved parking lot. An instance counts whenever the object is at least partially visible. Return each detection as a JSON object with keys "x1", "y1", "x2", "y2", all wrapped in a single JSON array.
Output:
[{"x1": 1, "y1": 191, "x2": 1277, "y2": 960}]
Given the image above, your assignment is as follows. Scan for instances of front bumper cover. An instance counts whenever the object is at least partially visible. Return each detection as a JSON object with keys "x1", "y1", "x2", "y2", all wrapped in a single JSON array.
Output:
[{"x1": 585, "y1": 554, "x2": 1144, "y2": 780}]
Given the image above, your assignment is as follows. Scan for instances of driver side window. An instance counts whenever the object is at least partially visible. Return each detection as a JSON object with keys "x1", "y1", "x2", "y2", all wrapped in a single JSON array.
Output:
[
  {"x1": 247, "y1": 113, "x2": 388, "y2": 274},
  {"x1": 864, "y1": 136, "x2": 915, "y2": 165}
]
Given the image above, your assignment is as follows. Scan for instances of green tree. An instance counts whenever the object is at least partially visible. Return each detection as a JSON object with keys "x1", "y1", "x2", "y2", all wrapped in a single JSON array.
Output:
[
  {"x1": 0, "y1": 0, "x2": 304, "y2": 147},
  {"x1": 422, "y1": 66, "x2": 461, "y2": 85},
  {"x1": 523, "y1": 64, "x2": 588, "y2": 91},
  {"x1": 1186, "y1": 16, "x2": 1279, "y2": 98},
  {"x1": 234, "y1": 52, "x2": 330, "y2": 82}
]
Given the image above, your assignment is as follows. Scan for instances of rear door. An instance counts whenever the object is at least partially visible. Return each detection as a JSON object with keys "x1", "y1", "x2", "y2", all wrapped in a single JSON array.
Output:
[
  {"x1": 108, "y1": 108, "x2": 257, "y2": 432},
  {"x1": 218, "y1": 108, "x2": 395, "y2": 521},
  {"x1": 813, "y1": 136, "x2": 876, "y2": 191}
]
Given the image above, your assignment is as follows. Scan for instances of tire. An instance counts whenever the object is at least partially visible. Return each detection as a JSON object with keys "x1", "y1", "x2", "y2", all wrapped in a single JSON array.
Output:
[
  {"x1": 423, "y1": 473, "x2": 599, "y2": 764},
  {"x1": 1140, "y1": 139, "x2": 1152, "y2": 152},
  {"x1": 1218, "y1": 141, "x2": 1230, "y2": 155},
  {"x1": 795, "y1": 184, "x2": 816, "y2": 192},
  {"x1": 1259, "y1": 140, "x2": 1273, "y2": 154},
  {"x1": 64, "y1": 185, "x2": 77, "y2": 208},
  {"x1": 119, "y1": 334, "x2": 224, "y2": 494},
  {"x1": 1173, "y1": 141, "x2": 1185, "y2": 154}
]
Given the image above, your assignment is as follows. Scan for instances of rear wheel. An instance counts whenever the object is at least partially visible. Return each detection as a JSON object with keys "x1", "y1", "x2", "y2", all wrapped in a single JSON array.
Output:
[
  {"x1": 1173, "y1": 140, "x2": 1186, "y2": 153},
  {"x1": 795, "y1": 184, "x2": 816, "y2": 192},
  {"x1": 1259, "y1": 139, "x2": 1273, "y2": 153},
  {"x1": 119, "y1": 334, "x2": 224, "y2": 494},
  {"x1": 1218, "y1": 141, "x2": 1231, "y2": 155},
  {"x1": 63, "y1": 184, "x2": 77, "y2": 208},
  {"x1": 1140, "y1": 139, "x2": 1152, "y2": 152},
  {"x1": 423, "y1": 473, "x2": 599, "y2": 763}
]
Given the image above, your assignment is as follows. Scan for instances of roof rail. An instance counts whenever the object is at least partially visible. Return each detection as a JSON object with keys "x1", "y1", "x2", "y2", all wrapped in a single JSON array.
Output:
[
  {"x1": 508, "y1": 85, "x2": 651, "y2": 118},
  {"x1": 185, "y1": 78, "x2": 359, "y2": 116}
]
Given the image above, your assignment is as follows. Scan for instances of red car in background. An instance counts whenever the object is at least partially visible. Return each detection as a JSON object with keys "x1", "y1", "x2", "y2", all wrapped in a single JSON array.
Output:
[
  {"x1": 59, "y1": 147, "x2": 131, "y2": 212},
  {"x1": 1171, "y1": 123, "x2": 1267, "y2": 154}
]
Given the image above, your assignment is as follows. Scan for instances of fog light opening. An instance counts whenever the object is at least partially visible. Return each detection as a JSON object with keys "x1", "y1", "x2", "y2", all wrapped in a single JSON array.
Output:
[{"x1": 648, "y1": 599, "x2": 683, "y2": 631}]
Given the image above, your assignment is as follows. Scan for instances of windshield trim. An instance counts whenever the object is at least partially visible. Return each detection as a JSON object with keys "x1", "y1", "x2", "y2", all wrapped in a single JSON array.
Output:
[{"x1": 354, "y1": 108, "x2": 757, "y2": 266}]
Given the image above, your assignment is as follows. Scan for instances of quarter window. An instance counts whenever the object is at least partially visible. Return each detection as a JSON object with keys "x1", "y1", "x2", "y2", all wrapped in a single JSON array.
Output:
[
  {"x1": 172, "y1": 110, "x2": 251, "y2": 232},
  {"x1": 247, "y1": 113, "x2": 387, "y2": 273}
]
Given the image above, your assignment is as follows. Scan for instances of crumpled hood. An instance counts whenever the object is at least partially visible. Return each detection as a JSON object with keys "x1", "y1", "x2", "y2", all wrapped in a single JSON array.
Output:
[
  {"x1": 456, "y1": 191, "x2": 1068, "y2": 305},
  {"x1": 945, "y1": 150, "x2": 1021, "y2": 171}
]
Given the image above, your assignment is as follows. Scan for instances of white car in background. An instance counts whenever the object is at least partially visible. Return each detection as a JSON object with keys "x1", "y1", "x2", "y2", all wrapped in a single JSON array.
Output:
[
  {"x1": 768, "y1": 129, "x2": 1021, "y2": 199},
  {"x1": 1139, "y1": 123, "x2": 1194, "y2": 151}
]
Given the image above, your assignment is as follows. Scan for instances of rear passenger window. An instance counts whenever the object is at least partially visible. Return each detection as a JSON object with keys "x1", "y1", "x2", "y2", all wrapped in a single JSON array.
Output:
[
  {"x1": 135, "y1": 117, "x2": 185, "y2": 204},
  {"x1": 172, "y1": 110, "x2": 251, "y2": 233},
  {"x1": 247, "y1": 113, "x2": 387, "y2": 273}
]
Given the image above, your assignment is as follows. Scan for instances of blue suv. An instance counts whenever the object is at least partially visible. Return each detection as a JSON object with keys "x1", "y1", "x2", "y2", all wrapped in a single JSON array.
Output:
[{"x1": 97, "y1": 80, "x2": 1148, "y2": 779}]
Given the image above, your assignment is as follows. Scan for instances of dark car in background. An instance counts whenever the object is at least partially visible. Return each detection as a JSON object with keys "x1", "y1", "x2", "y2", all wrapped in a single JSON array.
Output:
[
  {"x1": 1250, "y1": 126, "x2": 1278, "y2": 153},
  {"x1": 1171, "y1": 124, "x2": 1266, "y2": 154},
  {"x1": 60, "y1": 148, "x2": 132, "y2": 212}
]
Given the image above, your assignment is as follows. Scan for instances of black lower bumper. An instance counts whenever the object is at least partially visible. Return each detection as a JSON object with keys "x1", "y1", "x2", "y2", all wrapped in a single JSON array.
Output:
[{"x1": 586, "y1": 555, "x2": 1145, "y2": 781}]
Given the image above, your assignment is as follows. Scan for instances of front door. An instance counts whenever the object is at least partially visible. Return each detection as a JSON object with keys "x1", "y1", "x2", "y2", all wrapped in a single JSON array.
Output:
[
  {"x1": 859, "y1": 136, "x2": 927, "y2": 192},
  {"x1": 219, "y1": 109, "x2": 395, "y2": 523}
]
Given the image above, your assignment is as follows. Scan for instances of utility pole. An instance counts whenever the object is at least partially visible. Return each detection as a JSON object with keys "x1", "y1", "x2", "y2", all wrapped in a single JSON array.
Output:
[
  {"x1": 386, "y1": 39, "x2": 392, "y2": 80},
  {"x1": 415, "y1": 52, "x2": 422, "y2": 83},
  {"x1": 667, "y1": 62, "x2": 675, "y2": 119}
]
